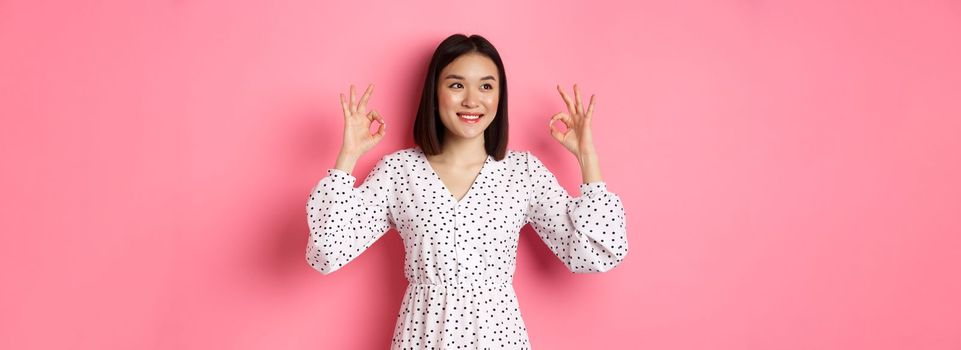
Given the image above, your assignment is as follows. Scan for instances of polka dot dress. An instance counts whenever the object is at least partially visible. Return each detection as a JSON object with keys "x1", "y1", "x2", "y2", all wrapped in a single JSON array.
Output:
[{"x1": 306, "y1": 146, "x2": 628, "y2": 349}]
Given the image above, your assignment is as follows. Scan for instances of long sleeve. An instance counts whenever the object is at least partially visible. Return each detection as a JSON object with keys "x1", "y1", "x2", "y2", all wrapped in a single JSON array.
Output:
[
  {"x1": 524, "y1": 151, "x2": 628, "y2": 273},
  {"x1": 306, "y1": 155, "x2": 395, "y2": 275}
]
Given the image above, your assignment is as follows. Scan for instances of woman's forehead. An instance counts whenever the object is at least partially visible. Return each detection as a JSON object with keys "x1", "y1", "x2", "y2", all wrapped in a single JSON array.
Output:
[{"x1": 441, "y1": 54, "x2": 498, "y2": 78}]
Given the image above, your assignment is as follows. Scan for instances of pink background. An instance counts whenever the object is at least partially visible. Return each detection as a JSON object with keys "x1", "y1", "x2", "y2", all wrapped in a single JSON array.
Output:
[{"x1": 2, "y1": 0, "x2": 960, "y2": 349}]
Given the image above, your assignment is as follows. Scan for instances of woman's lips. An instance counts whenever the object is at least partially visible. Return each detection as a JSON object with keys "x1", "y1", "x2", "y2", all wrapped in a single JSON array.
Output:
[{"x1": 457, "y1": 113, "x2": 483, "y2": 124}]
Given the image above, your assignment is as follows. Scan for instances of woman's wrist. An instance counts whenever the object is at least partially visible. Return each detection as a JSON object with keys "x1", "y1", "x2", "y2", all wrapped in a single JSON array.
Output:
[
  {"x1": 334, "y1": 151, "x2": 360, "y2": 174},
  {"x1": 577, "y1": 149, "x2": 603, "y2": 184}
]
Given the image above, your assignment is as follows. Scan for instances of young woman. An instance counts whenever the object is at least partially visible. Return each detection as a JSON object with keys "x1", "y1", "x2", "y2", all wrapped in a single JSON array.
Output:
[{"x1": 306, "y1": 34, "x2": 628, "y2": 349}]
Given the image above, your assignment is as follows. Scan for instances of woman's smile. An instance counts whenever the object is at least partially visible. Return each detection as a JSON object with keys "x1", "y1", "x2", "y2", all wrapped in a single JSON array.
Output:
[{"x1": 457, "y1": 112, "x2": 484, "y2": 124}]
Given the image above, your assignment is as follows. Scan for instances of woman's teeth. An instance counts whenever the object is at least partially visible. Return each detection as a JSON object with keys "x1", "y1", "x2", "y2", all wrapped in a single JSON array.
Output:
[{"x1": 458, "y1": 113, "x2": 483, "y2": 124}]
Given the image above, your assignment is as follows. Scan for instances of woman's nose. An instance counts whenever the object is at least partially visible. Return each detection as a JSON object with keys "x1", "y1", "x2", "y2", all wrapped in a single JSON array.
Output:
[{"x1": 462, "y1": 92, "x2": 478, "y2": 108}]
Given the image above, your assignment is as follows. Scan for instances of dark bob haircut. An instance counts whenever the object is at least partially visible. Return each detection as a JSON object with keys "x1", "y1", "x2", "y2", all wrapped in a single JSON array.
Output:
[{"x1": 413, "y1": 34, "x2": 508, "y2": 161}]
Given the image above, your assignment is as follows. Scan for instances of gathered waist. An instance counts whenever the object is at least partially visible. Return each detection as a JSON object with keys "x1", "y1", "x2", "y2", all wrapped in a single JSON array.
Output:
[{"x1": 407, "y1": 280, "x2": 512, "y2": 289}]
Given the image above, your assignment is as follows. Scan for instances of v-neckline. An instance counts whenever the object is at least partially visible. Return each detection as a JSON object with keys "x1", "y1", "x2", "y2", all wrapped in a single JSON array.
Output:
[{"x1": 417, "y1": 146, "x2": 490, "y2": 205}]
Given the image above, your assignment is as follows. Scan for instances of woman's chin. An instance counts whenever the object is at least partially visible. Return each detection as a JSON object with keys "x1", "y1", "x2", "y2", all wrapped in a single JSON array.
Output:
[
  {"x1": 450, "y1": 129, "x2": 485, "y2": 140},
  {"x1": 441, "y1": 120, "x2": 489, "y2": 140}
]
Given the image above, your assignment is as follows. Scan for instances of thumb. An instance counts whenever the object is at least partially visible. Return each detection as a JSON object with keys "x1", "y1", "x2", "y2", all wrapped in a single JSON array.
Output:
[
  {"x1": 549, "y1": 113, "x2": 566, "y2": 142},
  {"x1": 373, "y1": 119, "x2": 387, "y2": 140}
]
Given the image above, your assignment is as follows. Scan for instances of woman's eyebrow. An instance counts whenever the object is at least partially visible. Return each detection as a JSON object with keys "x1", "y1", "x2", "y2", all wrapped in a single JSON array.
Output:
[{"x1": 443, "y1": 74, "x2": 497, "y2": 81}]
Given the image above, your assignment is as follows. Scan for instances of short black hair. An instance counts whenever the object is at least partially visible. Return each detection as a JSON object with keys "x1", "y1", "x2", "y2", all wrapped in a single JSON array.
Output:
[{"x1": 413, "y1": 33, "x2": 508, "y2": 161}]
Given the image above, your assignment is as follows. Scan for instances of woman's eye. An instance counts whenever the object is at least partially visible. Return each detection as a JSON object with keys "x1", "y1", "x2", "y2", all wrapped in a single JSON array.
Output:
[{"x1": 448, "y1": 82, "x2": 493, "y2": 90}]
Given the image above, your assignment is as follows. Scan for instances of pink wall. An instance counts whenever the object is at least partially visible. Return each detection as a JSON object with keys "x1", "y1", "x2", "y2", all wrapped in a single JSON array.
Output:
[{"x1": 2, "y1": 0, "x2": 960, "y2": 349}]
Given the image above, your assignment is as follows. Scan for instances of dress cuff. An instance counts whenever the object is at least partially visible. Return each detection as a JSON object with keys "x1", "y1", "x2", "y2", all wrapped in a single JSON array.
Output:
[
  {"x1": 326, "y1": 168, "x2": 357, "y2": 186},
  {"x1": 579, "y1": 181, "x2": 608, "y2": 197}
]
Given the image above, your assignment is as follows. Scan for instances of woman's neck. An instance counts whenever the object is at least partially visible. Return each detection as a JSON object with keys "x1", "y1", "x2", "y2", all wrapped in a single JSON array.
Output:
[{"x1": 432, "y1": 134, "x2": 487, "y2": 165}]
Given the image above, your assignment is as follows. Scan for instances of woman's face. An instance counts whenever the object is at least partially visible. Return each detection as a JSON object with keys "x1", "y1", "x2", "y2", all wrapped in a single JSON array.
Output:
[{"x1": 436, "y1": 52, "x2": 500, "y2": 141}]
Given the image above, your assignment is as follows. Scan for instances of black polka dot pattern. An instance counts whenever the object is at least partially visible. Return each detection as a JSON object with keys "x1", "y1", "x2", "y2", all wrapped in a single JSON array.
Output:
[{"x1": 306, "y1": 146, "x2": 628, "y2": 349}]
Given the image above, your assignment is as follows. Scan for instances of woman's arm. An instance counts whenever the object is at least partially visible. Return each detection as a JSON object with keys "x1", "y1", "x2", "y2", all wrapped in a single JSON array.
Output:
[
  {"x1": 525, "y1": 151, "x2": 628, "y2": 273},
  {"x1": 306, "y1": 155, "x2": 396, "y2": 275},
  {"x1": 305, "y1": 83, "x2": 392, "y2": 275}
]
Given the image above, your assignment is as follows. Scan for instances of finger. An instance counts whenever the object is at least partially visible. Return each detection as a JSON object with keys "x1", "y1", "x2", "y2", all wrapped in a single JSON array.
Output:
[
  {"x1": 549, "y1": 124, "x2": 563, "y2": 142},
  {"x1": 339, "y1": 93, "x2": 349, "y2": 117},
  {"x1": 375, "y1": 118, "x2": 387, "y2": 137},
  {"x1": 586, "y1": 94, "x2": 595, "y2": 119},
  {"x1": 370, "y1": 110, "x2": 387, "y2": 139},
  {"x1": 557, "y1": 85, "x2": 576, "y2": 116},
  {"x1": 370, "y1": 110, "x2": 386, "y2": 127},
  {"x1": 359, "y1": 83, "x2": 374, "y2": 112},
  {"x1": 549, "y1": 112, "x2": 571, "y2": 130},
  {"x1": 549, "y1": 113, "x2": 566, "y2": 141},
  {"x1": 573, "y1": 84, "x2": 584, "y2": 115},
  {"x1": 349, "y1": 84, "x2": 356, "y2": 114}
]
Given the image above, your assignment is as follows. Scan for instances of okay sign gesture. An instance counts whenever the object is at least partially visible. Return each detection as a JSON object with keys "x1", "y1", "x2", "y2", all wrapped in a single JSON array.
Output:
[
  {"x1": 550, "y1": 84, "x2": 597, "y2": 157},
  {"x1": 339, "y1": 84, "x2": 387, "y2": 158}
]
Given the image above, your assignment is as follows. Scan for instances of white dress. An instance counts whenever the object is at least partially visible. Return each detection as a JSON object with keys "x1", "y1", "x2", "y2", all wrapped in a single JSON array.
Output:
[{"x1": 306, "y1": 146, "x2": 628, "y2": 349}]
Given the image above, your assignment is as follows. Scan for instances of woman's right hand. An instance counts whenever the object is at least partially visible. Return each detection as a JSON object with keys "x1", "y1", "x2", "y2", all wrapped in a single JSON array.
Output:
[{"x1": 338, "y1": 83, "x2": 386, "y2": 159}]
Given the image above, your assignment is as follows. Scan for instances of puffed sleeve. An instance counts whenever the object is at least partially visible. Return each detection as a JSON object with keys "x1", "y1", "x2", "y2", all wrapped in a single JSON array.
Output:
[
  {"x1": 524, "y1": 151, "x2": 628, "y2": 273},
  {"x1": 305, "y1": 155, "x2": 395, "y2": 275}
]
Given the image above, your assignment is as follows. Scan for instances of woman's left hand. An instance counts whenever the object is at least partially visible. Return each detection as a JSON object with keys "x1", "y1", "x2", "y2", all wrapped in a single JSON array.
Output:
[{"x1": 550, "y1": 84, "x2": 597, "y2": 158}]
